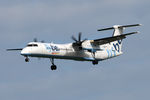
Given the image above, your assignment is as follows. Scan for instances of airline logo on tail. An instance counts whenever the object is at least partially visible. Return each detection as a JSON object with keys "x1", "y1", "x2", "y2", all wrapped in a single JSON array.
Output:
[{"x1": 113, "y1": 40, "x2": 122, "y2": 52}]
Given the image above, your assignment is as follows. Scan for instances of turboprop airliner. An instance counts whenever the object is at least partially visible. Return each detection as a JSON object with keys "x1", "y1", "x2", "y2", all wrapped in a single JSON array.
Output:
[{"x1": 7, "y1": 24, "x2": 141, "y2": 70}]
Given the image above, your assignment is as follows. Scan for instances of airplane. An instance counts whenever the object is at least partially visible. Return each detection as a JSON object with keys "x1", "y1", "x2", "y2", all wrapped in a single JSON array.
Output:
[{"x1": 7, "y1": 24, "x2": 141, "y2": 70}]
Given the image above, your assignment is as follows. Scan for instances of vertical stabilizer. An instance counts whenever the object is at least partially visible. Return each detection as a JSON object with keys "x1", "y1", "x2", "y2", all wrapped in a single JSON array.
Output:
[
  {"x1": 112, "y1": 25, "x2": 124, "y2": 36},
  {"x1": 111, "y1": 25, "x2": 123, "y2": 53}
]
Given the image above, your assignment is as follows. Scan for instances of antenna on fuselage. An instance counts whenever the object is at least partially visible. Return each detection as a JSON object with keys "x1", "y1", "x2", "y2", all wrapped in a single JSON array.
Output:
[{"x1": 33, "y1": 38, "x2": 45, "y2": 43}]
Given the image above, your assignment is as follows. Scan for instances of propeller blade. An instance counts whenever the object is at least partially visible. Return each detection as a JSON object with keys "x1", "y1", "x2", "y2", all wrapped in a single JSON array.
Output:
[
  {"x1": 71, "y1": 36, "x2": 78, "y2": 42},
  {"x1": 6, "y1": 48, "x2": 23, "y2": 51},
  {"x1": 78, "y1": 32, "x2": 82, "y2": 42}
]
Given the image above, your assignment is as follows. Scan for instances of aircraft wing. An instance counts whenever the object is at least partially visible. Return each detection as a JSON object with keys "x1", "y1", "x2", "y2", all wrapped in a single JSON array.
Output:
[{"x1": 92, "y1": 32, "x2": 139, "y2": 45}]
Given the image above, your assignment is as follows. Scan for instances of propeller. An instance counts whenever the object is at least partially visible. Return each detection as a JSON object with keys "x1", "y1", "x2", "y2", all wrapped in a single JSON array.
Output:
[{"x1": 71, "y1": 32, "x2": 87, "y2": 47}]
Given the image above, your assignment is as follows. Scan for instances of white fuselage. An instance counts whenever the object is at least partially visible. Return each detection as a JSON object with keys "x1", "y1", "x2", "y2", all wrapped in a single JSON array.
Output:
[{"x1": 21, "y1": 40, "x2": 122, "y2": 62}]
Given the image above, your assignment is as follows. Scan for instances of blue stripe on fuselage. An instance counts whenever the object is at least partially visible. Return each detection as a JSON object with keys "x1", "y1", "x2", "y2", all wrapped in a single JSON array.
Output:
[{"x1": 21, "y1": 53, "x2": 102, "y2": 61}]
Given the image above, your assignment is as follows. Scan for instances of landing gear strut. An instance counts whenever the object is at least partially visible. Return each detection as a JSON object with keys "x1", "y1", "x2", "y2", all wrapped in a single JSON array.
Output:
[
  {"x1": 50, "y1": 58, "x2": 57, "y2": 70},
  {"x1": 92, "y1": 60, "x2": 98, "y2": 65},
  {"x1": 25, "y1": 57, "x2": 29, "y2": 62}
]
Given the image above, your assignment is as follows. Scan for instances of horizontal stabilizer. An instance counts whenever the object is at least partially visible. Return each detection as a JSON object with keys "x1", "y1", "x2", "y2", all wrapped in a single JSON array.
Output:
[
  {"x1": 93, "y1": 32, "x2": 139, "y2": 45},
  {"x1": 97, "y1": 24, "x2": 141, "y2": 31},
  {"x1": 97, "y1": 27, "x2": 114, "y2": 31},
  {"x1": 119, "y1": 24, "x2": 142, "y2": 28},
  {"x1": 6, "y1": 48, "x2": 23, "y2": 51}
]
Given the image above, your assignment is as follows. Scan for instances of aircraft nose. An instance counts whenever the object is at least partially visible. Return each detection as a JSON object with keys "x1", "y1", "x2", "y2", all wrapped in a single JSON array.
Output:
[{"x1": 21, "y1": 48, "x2": 29, "y2": 56}]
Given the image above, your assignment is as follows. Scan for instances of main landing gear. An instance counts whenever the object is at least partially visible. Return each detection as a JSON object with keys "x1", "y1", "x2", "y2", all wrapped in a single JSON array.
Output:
[
  {"x1": 92, "y1": 60, "x2": 98, "y2": 65},
  {"x1": 50, "y1": 58, "x2": 57, "y2": 70}
]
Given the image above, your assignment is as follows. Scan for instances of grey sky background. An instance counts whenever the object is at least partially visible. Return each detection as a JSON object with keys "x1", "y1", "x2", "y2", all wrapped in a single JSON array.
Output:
[{"x1": 0, "y1": 0, "x2": 150, "y2": 100}]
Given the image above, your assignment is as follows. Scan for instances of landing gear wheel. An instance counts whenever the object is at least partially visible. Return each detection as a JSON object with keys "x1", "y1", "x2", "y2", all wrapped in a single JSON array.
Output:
[
  {"x1": 25, "y1": 57, "x2": 29, "y2": 62},
  {"x1": 92, "y1": 60, "x2": 98, "y2": 65},
  {"x1": 51, "y1": 65, "x2": 57, "y2": 70},
  {"x1": 50, "y1": 58, "x2": 57, "y2": 70}
]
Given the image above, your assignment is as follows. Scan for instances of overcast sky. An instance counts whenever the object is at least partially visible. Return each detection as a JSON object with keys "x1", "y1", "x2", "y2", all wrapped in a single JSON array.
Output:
[{"x1": 0, "y1": 0, "x2": 150, "y2": 100}]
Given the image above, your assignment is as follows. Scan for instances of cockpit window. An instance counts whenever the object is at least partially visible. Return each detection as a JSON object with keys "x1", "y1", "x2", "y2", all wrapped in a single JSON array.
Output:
[
  {"x1": 33, "y1": 44, "x2": 38, "y2": 46},
  {"x1": 27, "y1": 44, "x2": 38, "y2": 47}
]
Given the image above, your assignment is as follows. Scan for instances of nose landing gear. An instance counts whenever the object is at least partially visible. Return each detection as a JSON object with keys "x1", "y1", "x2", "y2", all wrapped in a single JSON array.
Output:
[
  {"x1": 50, "y1": 58, "x2": 57, "y2": 70},
  {"x1": 25, "y1": 57, "x2": 29, "y2": 62}
]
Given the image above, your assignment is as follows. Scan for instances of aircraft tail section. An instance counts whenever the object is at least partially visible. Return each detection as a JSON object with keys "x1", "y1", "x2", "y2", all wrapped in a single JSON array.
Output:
[
  {"x1": 98, "y1": 24, "x2": 141, "y2": 36},
  {"x1": 97, "y1": 24, "x2": 141, "y2": 55},
  {"x1": 112, "y1": 24, "x2": 141, "y2": 36},
  {"x1": 112, "y1": 24, "x2": 141, "y2": 53}
]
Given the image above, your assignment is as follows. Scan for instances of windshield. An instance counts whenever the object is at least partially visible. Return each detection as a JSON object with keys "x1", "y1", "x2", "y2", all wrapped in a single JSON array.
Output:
[{"x1": 27, "y1": 44, "x2": 38, "y2": 47}]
